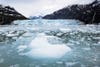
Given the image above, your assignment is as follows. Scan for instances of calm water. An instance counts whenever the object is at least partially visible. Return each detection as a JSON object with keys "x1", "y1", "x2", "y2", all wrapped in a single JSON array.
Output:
[{"x1": 0, "y1": 19, "x2": 100, "y2": 67}]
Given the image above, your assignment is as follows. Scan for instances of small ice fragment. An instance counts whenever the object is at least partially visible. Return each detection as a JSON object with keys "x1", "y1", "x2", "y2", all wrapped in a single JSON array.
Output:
[
  {"x1": 82, "y1": 48, "x2": 91, "y2": 51},
  {"x1": 0, "y1": 58, "x2": 4, "y2": 63},
  {"x1": 17, "y1": 45, "x2": 27, "y2": 52},
  {"x1": 10, "y1": 64, "x2": 19, "y2": 67}
]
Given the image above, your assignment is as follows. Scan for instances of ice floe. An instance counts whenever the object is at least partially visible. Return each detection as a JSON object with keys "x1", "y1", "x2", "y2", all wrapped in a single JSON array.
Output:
[{"x1": 26, "y1": 33, "x2": 71, "y2": 59}]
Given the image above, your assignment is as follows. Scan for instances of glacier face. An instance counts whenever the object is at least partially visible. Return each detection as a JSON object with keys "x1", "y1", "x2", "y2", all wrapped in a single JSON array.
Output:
[{"x1": 0, "y1": 19, "x2": 100, "y2": 67}]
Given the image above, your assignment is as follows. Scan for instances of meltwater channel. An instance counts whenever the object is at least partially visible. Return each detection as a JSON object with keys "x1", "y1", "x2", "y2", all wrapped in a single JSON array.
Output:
[{"x1": 0, "y1": 19, "x2": 100, "y2": 67}]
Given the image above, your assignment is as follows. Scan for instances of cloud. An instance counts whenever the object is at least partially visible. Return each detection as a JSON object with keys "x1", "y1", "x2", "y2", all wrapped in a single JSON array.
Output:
[
  {"x1": 0, "y1": 0, "x2": 94, "y2": 17},
  {"x1": 0, "y1": 0, "x2": 37, "y2": 4}
]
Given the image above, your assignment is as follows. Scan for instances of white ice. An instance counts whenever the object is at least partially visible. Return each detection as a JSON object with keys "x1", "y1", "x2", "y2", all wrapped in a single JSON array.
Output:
[
  {"x1": 17, "y1": 45, "x2": 27, "y2": 52},
  {"x1": 26, "y1": 33, "x2": 71, "y2": 59}
]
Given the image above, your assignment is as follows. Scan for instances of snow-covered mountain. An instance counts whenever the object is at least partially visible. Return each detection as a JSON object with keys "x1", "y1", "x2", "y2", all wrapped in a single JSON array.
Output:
[{"x1": 43, "y1": 0, "x2": 100, "y2": 24}]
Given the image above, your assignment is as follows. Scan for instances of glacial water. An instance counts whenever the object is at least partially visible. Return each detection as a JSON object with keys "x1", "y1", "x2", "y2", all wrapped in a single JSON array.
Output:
[{"x1": 0, "y1": 19, "x2": 100, "y2": 67}]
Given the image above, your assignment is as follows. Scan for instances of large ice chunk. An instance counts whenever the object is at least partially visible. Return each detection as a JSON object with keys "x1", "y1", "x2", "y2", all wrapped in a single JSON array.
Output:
[{"x1": 26, "y1": 33, "x2": 71, "y2": 59}]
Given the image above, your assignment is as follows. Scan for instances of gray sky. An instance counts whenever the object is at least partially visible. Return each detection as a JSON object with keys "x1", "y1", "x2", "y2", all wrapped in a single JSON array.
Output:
[{"x1": 0, "y1": 0, "x2": 94, "y2": 17}]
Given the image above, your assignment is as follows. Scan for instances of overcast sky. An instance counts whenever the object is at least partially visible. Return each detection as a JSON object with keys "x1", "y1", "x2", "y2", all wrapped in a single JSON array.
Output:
[{"x1": 0, "y1": 0, "x2": 94, "y2": 17}]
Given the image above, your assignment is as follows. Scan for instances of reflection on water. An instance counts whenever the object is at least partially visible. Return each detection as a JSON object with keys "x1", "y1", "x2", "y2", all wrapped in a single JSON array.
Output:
[{"x1": 0, "y1": 19, "x2": 100, "y2": 67}]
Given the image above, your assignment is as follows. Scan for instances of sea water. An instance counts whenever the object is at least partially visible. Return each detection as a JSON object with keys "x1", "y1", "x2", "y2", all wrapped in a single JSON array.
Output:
[{"x1": 0, "y1": 19, "x2": 100, "y2": 67}]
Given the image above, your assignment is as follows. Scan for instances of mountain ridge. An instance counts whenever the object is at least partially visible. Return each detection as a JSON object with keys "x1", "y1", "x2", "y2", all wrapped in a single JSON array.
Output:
[
  {"x1": 43, "y1": 0, "x2": 100, "y2": 24},
  {"x1": 0, "y1": 5, "x2": 27, "y2": 24}
]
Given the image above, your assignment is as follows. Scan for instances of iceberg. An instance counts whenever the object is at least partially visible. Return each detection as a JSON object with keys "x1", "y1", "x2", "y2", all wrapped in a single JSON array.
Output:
[{"x1": 26, "y1": 33, "x2": 71, "y2": 59}]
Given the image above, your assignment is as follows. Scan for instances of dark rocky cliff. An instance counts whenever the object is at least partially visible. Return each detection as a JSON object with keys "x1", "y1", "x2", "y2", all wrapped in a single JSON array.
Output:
[
  {"x1": 0, "y1": 5, "x2": 27, "y2": 25},
  {"x1": 43, "y1": 0, "x2": 100, "y2": 24}
]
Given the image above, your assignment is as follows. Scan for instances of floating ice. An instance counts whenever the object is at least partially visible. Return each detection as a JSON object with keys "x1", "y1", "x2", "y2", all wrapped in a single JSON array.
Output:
[
  {"x1": 26, "y1": 33, "x2": 71, "y2": 59},
  {"x1": 0, "y1": 58, "x2": 4, "y2": 63},
  {"x1": 17, "y1": 45, "x2": 27, "y2": 52}
]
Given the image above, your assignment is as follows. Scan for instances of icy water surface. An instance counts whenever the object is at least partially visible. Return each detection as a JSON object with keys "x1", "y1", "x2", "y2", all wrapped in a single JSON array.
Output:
[{"x1": 0, "y1": 19, "x2": 100, "y2": 67}]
